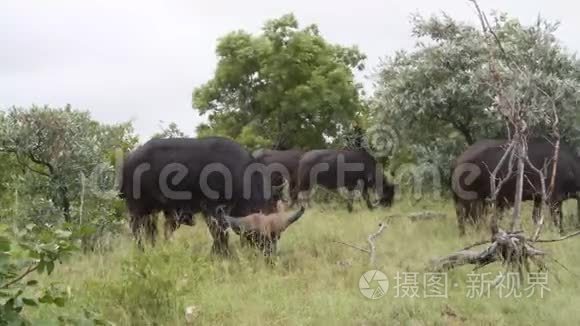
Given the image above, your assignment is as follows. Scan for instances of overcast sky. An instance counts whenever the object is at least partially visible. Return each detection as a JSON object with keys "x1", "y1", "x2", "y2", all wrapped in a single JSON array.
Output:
[{"x1": 1, "y1": 0, "x2": 578, "y2": 141}]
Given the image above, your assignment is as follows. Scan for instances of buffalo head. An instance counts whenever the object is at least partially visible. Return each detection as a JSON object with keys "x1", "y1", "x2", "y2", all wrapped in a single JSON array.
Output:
[
  {"x1": 215, "y1": 203, "x2": 305, "y2": 256},
  {"x1": 379, "y1": 182, "x2": 395, "y2": 207},
  {"x1": 178, "y1": 212, "x2": 195, "y2": 226}
]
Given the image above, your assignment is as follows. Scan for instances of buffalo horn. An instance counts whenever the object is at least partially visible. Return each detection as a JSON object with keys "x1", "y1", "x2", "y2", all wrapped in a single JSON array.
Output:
[
  {"x1": 272, "y1": 178, "x2": 289, "y2": 191},
  {"x1": 218, "y1": 208, "x2": 254, "y2": 232},
  {"x1": 223, "y1": 215, "x2": 245, "y2": 231},
  {"x1": 284, "y1": 206, "x2": 305, "y2": 228}
]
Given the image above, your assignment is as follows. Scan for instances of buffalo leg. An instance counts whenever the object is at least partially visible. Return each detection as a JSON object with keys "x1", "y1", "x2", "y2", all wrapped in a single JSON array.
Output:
[
  {"x1": 496, "y1": 200, "x2": 506, "y2": 221},
  {"x1": 270, "y1": 239, "x2": 278, "y2": 256},
  {"x1": 241, "y1": 233, "x2": 258, "y2": 248},
  {"x1": 265, "y1": 240, "x2": 277, "y2": 265},
  {"x1": 298, "y1": 191, "x2": 311, "y2": 208},
  {"x1": 346, "y1": 197, "x2": 354, "y2": 213},
  {"x1": 532, "y1": 198, "x2": 542, "y2": 225},
  {"x1": 145, "y1": 215, "x2": 158, "y2": 247},
  {"x1": 558, "y1": 201, "x2": 564, "y2": 234},
  {"x1": 262, "y1": 238, "x2": 273, "y2": 257},
  {"x1": 550, "y1": 202, "x2": 564, "y2": 234},
  {"x1": 130, "y1": 213, "x2": 145, "y2": 250},
  {"x1": 473, "y1": 201, "x2": 485, "y2": 230},
  {"x1": 163, "y1": 211, "x2": 178, "y2": 240},
  {"x1": 258, "y1": 234, "x2": 277, "y2": 257},
  {"x1": 204, "y1": 215, "x2": 230, "y2": 256},
  {"x1": 577, "y1": 194, "x2": 580, "y2": 227},
  {"x1": 362, "y1": 188, "x2": 374, "y2": 210},
  {"x1": 455, "y1": 201, "x2": 466, "y2": 236},
  {"x1": 473, "y1": 200, "x2": 487, "y2": 229},
  {"x1": 130, "y1": 214, "x2": 157, "y2": 248},
  {"x1": 345, "y1": 189, "x2": 355, "y2": 212},
  {"x1": 240, "y1": 234, "x2": 250, "y2": 248},
  {"x1": 289, "y1": 180, "x2": 299, "y2": 207}
]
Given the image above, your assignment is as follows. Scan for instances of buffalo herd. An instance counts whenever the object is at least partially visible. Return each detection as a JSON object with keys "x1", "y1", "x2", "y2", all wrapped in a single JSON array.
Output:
[
  {"x1": 119, "y1": 136, "x2": 394, "y2": 255},
  {"x1": 119, "y1": 135, "x2": 580, "y2": 255}
]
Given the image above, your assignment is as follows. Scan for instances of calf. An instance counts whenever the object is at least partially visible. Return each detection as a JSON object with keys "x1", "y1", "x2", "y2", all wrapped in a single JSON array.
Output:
[{"x1": 216, "y1": 202, "x2": 305, "y2": 256}]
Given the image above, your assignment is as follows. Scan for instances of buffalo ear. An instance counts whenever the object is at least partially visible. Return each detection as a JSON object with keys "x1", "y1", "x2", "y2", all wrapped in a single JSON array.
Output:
[
  {"x1": 214, "y1": 205, "x2": 243, "y2": 230},
  {"x1": 276, "y1": 200, "x2": 288, "y2": 213},
  {"x1": 215, "y1": 205, "x2": 226, "y2": 217},
  {"x1": 225, "y1": 216, "x2": 244, "y2": 231}
]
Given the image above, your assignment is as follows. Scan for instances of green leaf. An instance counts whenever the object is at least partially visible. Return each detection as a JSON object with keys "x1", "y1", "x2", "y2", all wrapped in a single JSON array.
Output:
[
  {"x1": 26, "y1": 280, "x2": 38, "y2": 286},
  {"x1": 46, "y1": 261, "x2": 55, "y2": 275},
  {"x1": 192, "y1": 13, "x2": 364, "y2": 149},
  {"x1": 22, "y1": 298, "x2": 37, "y2": 306},
  {"x1": 54, "y1": 230, "x2": 72, "y2": 239},
  {"x1": 53, "y1": 296, "x2": 66, "y2": 307},
  {"x1": 0, "y1": 236, "x2": 11, "y2": 252},
  {"x1": 37, "y1": 261, "x2": 45, "y2": 274},
  {"x1": 13, "y1": 297, "x2": 23, "y2": 310},
  {"x1": 38, "y1": 293, "x2": 52, "y2": 304}
]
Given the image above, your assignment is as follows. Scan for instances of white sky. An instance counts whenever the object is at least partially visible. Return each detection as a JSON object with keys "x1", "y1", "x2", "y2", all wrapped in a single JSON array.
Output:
[{"x1": 1, "y1": 0, "x2": 578, "y2": 141}]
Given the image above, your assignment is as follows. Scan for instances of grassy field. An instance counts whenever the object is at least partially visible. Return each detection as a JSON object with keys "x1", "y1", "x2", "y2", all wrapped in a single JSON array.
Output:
[{"x1": 27, "y1": 197, "x2": 580, "y2": 325}]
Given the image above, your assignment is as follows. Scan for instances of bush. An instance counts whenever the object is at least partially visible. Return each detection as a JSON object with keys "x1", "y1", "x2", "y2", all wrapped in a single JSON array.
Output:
[{"x1": 0, "y1": 224, "x2": 75, "y2": 324}]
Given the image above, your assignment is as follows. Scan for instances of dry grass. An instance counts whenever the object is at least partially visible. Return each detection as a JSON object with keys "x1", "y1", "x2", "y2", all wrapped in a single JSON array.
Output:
[{"x1": 27, "y1": 198, "x2": 580, "y2": 325}]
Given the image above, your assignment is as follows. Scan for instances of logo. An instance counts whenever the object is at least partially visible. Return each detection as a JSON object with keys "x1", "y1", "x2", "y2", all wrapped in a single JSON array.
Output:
[
  {"x1": 365, "y1": 123, "x2": 399, "y2": 159},
  {"x1": 359, "y1": 270, "x2": 389, "y2": 300}
]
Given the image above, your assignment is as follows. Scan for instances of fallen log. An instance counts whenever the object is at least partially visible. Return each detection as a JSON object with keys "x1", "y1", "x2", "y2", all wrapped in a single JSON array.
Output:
[{"x1": 430, "y1": 229, "x2": 546, "y2": 272}]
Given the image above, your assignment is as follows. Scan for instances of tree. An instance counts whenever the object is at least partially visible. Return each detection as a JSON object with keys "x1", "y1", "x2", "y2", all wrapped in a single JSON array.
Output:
[
  {"x1": 431, "y1": 1, "x2": 579, "y2": 275},
  {"x1": 0, "y1": 105, "x2": 137, "y2": 225},
  {"x1": 193, "y1": 13, "x2": 366, "y2": 150},
  {"x1": 0, "y1": 154, "x2": 19, "y2": 213},
  {"x1": 371, "y1": 13, "x2": 580, "y2": 173},
  {"x1": 0, "y1": 224, "x2": 76, "y2": 324},
  {"x1": 151, "y1": 121, "x2": 187, "y2": 139}
]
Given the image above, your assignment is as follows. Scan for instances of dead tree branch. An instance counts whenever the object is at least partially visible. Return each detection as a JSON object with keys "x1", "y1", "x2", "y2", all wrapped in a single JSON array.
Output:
[
  {"x1": 487, "y1": 140, "x2": 516, "y2": 232},
  {"x1": 333, "y1": 221, "x2": 388, "y2": 266},
  {"x1": 534, "y1": 230, "x2": 580, "y2": 243},
  {"x1": 462, "y1": 239, "x2": 491, "y2": 251},
  {"x1": 368, "y1": 222, "x2": 387, "y2": 266},
  {"x1": 332, "y1": 240, "x2": 370, "y2": 253},
  {"x1": 431, "y1": 229, "x2": 546, "y2": 272}
]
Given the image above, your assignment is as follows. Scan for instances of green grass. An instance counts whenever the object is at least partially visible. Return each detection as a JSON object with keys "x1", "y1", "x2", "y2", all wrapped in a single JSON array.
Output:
[{"x1": 27, "y1": 198, "x2": 580, "y2": 325}]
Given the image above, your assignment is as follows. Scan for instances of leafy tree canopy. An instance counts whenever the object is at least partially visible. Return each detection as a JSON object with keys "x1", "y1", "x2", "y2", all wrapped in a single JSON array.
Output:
[
  {"x1": 371, "y1": 13, "x2": 580, "y2": 173},
  {"x1": 151, "y1": 121, "x2": 187, "y2": 139},
  {"x1": 193, "y1": 13, "x2": 366, "y2": 150},
  {"x1": 0, "y1": 105, "x2": 137, "y2": 224}
]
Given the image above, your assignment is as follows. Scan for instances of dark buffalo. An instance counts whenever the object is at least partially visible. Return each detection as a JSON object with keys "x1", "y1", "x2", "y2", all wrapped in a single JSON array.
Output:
[
  {"x1": 452, "y1": 139, "x2": 580, "y2": 235},
  {"x1": 296, "y1": 149, "x2": 395, "y2": 211},
  {"x1": 252, "y1": 149, "x2": 304, "y2": 204},
  {"x1": 119, "y1": 136, "x2": 271, "y2": 253}
]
